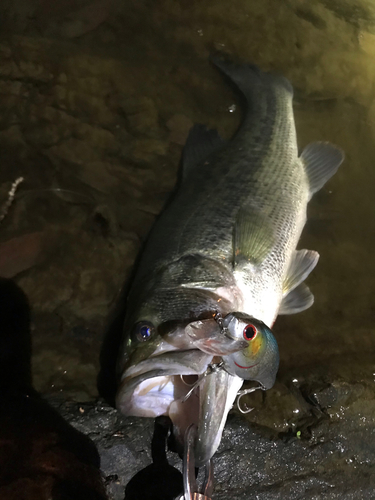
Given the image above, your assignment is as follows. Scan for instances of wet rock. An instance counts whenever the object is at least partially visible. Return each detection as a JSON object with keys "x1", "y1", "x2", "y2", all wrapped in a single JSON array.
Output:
[
  {"x1": 119, "y1": 96, "x2": 160, "y2": 136},
  {"x1": 47, "y1": 138, "x2": 100, "y2": 166},
  {"x1": 0, "y1": 232, "x2": 45, "y2": 278},
  {"x1": 91, "y1": 204, "x2": 119, "y2": 238},
  {"x1": 0, "y1": 126, "x2": 28, "y2": 154},
  {"x1": 130, "y1": 138, "x2": 169, "y2": 162},
  {"x1": 78, "y1": 160, "x2": 120, "y2": 193},
  {"x1": 32, "y1": 347, "x2": 99, "y2": 401},
  {"x1": 48, "y1": 379, "x2": 375, "y2": 500},
  {"x1": 51, "y1": 399, "x2": 157, "y2": 498},
  {"x1": 38, "y1": 0, "x2": 114, "y2": 39},
  {"x1": 17, "y1": 265, "x2": 76, "y2": 312},
  {"x1": 237, "y1": 381, "x2": 314, "y2": 433},
  {"x1": 166, "y1": 114, "x2": 194, "y2": 145}
]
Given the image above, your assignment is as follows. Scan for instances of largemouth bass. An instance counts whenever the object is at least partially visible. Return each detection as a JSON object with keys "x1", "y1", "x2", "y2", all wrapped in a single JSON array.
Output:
[{"x1": 116, "y1": 58, "x2": 344, "y2": 466}]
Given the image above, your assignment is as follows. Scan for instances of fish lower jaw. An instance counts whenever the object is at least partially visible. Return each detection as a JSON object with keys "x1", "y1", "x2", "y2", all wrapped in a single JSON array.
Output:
[
  {"x1": 116, "y1": 372, "x2": 202, "y2": 459},
  {"x1": 117, "y1": 375, "x2": 176, "y2": 418}
]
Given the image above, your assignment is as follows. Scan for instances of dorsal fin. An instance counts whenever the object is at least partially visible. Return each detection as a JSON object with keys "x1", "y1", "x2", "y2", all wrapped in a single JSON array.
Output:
[
  {"x1": 233, "y1": 205, "x2": 275, "y2": 267},
  {"x1": 182, "y1": 125, "x2": 225, "y2": 180},
  {"x1": 279, "y1": 283, "x2": 314, "y2": 315},
  {"x1": 301, "y1": 142, "x2": 344, "y2": 200},
  {"x1": 283, "y1": 249, "x2": 319, "y2": 294}
]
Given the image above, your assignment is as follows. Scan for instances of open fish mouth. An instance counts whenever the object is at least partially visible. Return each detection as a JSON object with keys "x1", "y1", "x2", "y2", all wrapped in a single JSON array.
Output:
[{"x1": 116, "y1": 349, "x2": 243, "y2": 466}]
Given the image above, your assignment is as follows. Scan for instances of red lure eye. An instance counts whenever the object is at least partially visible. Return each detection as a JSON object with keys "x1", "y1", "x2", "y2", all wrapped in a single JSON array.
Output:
[{"x1": 243, "y1": 324, "x2": 257, "y2": 341}]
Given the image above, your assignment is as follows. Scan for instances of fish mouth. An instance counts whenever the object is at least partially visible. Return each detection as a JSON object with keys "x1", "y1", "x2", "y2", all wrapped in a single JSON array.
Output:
[{"x1": 116, "y1": 348, "x2": 243, "y2": 466}]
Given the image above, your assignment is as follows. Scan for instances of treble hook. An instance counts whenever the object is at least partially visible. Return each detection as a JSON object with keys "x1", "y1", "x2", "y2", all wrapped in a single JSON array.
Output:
[
  {"x1": 236, "y1": 385, "x2": 264, "y2": 414},
  {"x1": 180, "y1": 375, "x2": 198, "y2": 387}
]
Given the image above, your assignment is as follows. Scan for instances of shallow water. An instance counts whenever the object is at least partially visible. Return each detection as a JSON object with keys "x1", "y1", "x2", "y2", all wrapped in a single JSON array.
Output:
[{"x1": 0, "y1": 0, "x2": 375, "y2": 478}]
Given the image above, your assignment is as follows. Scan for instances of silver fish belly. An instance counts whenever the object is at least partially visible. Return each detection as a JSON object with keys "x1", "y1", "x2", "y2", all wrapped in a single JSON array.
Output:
[{"x1": 116, "y1": 58, "x2": 344, "y2": 466}]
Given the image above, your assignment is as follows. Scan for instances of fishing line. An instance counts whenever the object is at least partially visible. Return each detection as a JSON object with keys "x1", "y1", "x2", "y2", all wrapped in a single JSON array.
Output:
[{"x1": 182, "y1": 362, "x2": 225, "y2": 403}]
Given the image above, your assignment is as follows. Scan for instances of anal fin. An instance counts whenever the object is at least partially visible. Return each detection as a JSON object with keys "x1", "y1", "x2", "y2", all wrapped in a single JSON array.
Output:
[
  {"x1": 283, "y1": 249, "x2": 319, "y2": 294},
  {"x1": 279, "y1": 283, "x2": 314, "y2": 315}
]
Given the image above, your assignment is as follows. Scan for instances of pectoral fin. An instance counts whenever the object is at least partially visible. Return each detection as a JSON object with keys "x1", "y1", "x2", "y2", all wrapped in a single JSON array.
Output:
[{"x1": 233, "y1": 206, "x2": 275, "y2": 267}]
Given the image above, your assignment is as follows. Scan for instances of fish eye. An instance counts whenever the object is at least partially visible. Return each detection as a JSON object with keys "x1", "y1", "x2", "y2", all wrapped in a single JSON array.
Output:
[
  {"x1": 133, "y1": 321, "x2": 155, "y2": 342},
  {"x1": 243, "y1": 324, "x2": 257, "y2": 341}
]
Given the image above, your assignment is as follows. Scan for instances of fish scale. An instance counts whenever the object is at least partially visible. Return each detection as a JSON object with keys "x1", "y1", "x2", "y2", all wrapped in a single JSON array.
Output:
[
  {"x1": 117, "y1": 58, "x2": 344, "y2": 468},
  {"x1": 141, "y1": 123, "x2": 297, "y2": 283}
]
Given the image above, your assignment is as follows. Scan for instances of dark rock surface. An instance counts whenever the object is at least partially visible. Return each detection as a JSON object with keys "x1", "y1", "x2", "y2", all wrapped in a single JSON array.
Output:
[
  {"x1": 50, "y1": 375, "x2": 375, "y2": 499},
  {"x1": 51, "y1": 399, "x2": 158, "y2": 499},
  {"x1": 0, "y1": 0, "x2": 374, "y2": 404}
]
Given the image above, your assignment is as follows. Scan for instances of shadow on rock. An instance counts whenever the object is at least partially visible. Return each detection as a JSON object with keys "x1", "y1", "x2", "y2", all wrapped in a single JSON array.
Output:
[
  {"x1": 0, "y1": 278, "x2": 108, "y2": 500},
  {"x1": 125, "y1": 416, "x2": 183, "y2": 500},
  {"x1": 97, "y1": 281, "x2": 129, "y2": 407},
  {"x1": 97, "y1": 250, "x2": 146, "y2": 407}
]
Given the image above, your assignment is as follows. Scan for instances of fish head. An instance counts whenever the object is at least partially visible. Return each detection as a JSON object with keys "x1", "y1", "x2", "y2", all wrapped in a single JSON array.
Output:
[
  {"x1": 116, "y1": 289, "x2": 229, "y2": 465},
  {"x1": 222, "y1": 313, "x2": 279, "y2": 389},
  {"x1": 116, "y1": 308, "x2": 278, "y2": 466},
  {"x1": 116, "y1": 282, "x2": 250, "y2": 466},
  {"x1": 116, "y1": 261, "x2": 278, "y2": 466}
]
